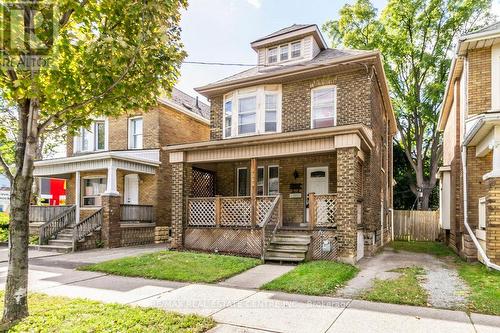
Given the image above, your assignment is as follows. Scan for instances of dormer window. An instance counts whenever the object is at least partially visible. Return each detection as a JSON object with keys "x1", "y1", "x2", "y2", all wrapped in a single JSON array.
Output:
[
  {"x1": 280, "y1": 44, "x2": 289, "y2": 61},
  {"x1": 291, "y1": 41, "x2": 301, "y2": 58},
  {"x1": 268, "y1": 47, "x2": 278, "y2": 64},
  {"x1": 266, "y1": 40, "x2": 302, "y2": 65}
]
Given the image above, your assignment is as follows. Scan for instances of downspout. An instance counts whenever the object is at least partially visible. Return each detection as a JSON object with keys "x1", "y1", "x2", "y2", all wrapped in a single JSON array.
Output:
[{"x1": 461, "y1": 55, "x2": 500, "y2": 270}]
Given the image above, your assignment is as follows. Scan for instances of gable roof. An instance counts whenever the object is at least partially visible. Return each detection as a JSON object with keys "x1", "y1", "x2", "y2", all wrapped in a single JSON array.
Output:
[{"x1": 169, "y1": 88, "x2": 210, "y2": 120}]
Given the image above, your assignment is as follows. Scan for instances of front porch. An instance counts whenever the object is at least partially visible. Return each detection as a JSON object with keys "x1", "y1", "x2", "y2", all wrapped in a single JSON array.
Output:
[
  {"x1": 31, "y1": 149, "x2": 166, "y2": 252},
  {"x1": 167, "y1": 125, "x2": 375, "y2": 263}
]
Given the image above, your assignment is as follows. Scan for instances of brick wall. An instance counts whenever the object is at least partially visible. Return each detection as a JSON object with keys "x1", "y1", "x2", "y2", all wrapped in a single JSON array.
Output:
[
  {"x1": 209, "y1": 70, "x2": 372, "y2": 140},
  {"x1": 487, "y1": 178, "x2": 500, "y2": 265},
  {"x1": 468, "y1": 48, "x2": 491, "y2": 115}
]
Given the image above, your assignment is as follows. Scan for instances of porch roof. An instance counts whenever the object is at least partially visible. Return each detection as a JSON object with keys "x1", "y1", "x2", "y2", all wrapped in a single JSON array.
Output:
[
  {"x1": 34, "y1": 149, "x2": 160, "y2": 177},
  {"x1": 165, "y1": 124, "x2": 373, "y2": 163}
]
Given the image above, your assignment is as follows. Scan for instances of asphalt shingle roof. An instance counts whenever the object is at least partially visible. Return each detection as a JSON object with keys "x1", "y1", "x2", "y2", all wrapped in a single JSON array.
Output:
[
  {"x1": 212, "y1": 48, "x2": 370, "y2": 86},
  {"x1": 252, "y1": 24, "x2": 315, "y2": 43},
  {"x1": 169, "y1": 88, "x2": 210, "y2": 119}
]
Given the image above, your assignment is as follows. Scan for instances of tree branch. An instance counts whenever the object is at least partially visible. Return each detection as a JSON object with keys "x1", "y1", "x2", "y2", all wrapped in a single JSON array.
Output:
[{"x1": 0, "y1": 152, "x2": 13, "y2": 183}]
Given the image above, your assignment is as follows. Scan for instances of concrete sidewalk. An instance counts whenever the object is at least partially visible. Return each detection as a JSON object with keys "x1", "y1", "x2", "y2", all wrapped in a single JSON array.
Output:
[{"x1": 0, "y1": 260, "x2": 498, "y2": 333}]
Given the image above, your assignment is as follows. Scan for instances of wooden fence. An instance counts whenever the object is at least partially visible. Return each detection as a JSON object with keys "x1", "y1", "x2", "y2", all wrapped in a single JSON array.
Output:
[{"x1": 393, "y1": 210, "x2": 440, "y2": 241}]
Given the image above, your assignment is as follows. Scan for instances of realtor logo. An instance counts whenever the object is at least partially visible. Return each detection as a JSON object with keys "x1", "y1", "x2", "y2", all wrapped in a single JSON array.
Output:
[{"x1": 1, "y1": 1, "x2": 57, "y2": 68}]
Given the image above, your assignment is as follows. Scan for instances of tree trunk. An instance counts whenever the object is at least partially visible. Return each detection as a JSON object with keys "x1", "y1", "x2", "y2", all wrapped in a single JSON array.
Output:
[
  {"x1": 2, "y1": 98, "x2": 39, "y2": 327},
  {"x1": 2, "y1": 174, "x2": 33, "y2": 325}
]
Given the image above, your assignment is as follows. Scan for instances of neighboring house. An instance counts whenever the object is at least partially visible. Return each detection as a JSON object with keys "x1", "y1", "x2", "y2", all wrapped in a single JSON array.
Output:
[
  {"x1": 0, "y1": 187, "x2": 10, "y2": 212},
  {"x1": 167, "y1": 24, "x2": 396, "y2": 264},
  {"x1": 438, "y1": 23, "x2": 500, "y2": 266},
  {"x1": 32, "y1": 88, "x2": 210, "y2": 252}
]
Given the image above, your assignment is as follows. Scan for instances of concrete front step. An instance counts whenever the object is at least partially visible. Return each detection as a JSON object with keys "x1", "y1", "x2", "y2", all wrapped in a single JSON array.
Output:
[
  {"x1": 48, "y1": 239, "x2": 73, "y2": 247},
  {"x1": 56, "y1": 234, "x2": 73, "y2": 240},
  {"x1": 36, "y1": 244, "x2": 73, "y2": 254}
]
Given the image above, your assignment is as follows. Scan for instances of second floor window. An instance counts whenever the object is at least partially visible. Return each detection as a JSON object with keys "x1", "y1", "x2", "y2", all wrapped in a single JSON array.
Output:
[
  {"x1": 291, "y1": 41, "x2": 301, "y2": 58},
  {"x1": 78, "y1": 120, "x2": 106, "y2": 152},
  {"x1": 311, "y1": 86, "x2": 336, "y2": 129},
  {"x1": 223, "y1": 86, "x2": 281, "y2": 139},
  {"x1": 128, "y1": 117, "x2": 143, "y2": 149},
  {"x1": 268, "y1": 47, "x2": 278, "y2": 64}
]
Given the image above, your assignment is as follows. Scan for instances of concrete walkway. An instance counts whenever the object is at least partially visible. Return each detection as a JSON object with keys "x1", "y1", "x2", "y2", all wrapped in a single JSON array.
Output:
[
  {"x1": 218, "y1": 264, "x2": 295, "y2": 289},
  {"x1": 0, "y1": 246, "x2": 497, "y2": 333}
]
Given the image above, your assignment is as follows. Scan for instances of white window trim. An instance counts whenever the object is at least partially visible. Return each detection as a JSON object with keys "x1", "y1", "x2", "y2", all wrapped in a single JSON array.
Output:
[
  {"x1": 479, "y1": 196, "x2": 487, "y2": 229},
  {"x1": 128, "y1": 116, "x2": 144, "y2": 150},
  {"x1": 223, "y1": 85, "x2": 282, "y2": 139},
  {"x1": 236, "y1": 167, "x2": 248, "y2": 196},
  {"x1": 267, "y1": 165, "x2": 279, "y2": 196},
  {"x1": 74, "y1": 118, "x2": 108, "y2": 154},
  {"x1": 266, "y1": 40, "x2": 303, "y2": 65},
  {"x1": 81, "y1": 175, "x2": 107, "y2": 207},
  {"x1": 310, "y1": 85, "x2": 337, "y2": 129}
]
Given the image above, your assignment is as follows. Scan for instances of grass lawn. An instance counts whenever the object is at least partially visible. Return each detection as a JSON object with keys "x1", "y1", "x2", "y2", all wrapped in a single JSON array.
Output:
[
  {"x1": 0, "y1": 292, "x2": 214, "y2": 333},
  {"x1": 360, "y1": 266, "x2": 428, "y2": 306},
  {"x1": 390, "y1": 240, "x2": 455, "y2": 257},
  {"x1": 261, "y1": 260, "x2": 358, "y2": 296},
  {"x1": 458, "y1": 262, "x2": 500, "y2": 316},
  {"x1": 80, "y1": 250, "x2": 261, "y2": 283}
]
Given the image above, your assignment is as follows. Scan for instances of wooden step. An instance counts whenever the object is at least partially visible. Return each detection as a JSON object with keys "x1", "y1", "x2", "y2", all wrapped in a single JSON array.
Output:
[
  {"x1": 264, "y1": 255, "x2": 304, "y2": 262},
  {"x1": 265, "y1": 249, "x2": 306, "y2": 258},
  {"x1": 271, "y1": 238, "x2": 311, "y2": 246},
  {"x1": 57, "y1": 234, "x2": 73, "y2": 240},
  {"x1": 266, "y1": 245, "x2": 308, "y2": 253}
]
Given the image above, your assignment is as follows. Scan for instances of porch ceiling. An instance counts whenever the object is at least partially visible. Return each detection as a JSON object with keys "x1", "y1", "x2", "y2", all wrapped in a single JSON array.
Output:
[
  {"x1": 166, "y1": 124, "x2": 373, "y2": 163},
  {"x1": 34, "y1": 150, "x2": 160, "y2": 177}
]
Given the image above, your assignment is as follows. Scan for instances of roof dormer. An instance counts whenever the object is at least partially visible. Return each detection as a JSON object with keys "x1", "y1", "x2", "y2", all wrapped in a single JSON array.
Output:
[{"x1": 251, "y1": 24, "x2": 328, "y2": 67}]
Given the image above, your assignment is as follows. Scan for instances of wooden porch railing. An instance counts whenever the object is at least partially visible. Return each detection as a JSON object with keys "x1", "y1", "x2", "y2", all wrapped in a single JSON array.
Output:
[
  {"x1": 187, "y1": 196, "x2": 278, "y2": 228},
  {"x1": 260, "y1": 195, "x2": 282, "y2": 260},
  {"x1": 73, "y1": 208, "x2": 103, "y2": 251},
  {"x1": 308, "y1": 193, "x2": 337, "y2": 229},
  {"x1": 30, "y1": 205, "x2": 73, "y2": 223},
  {"x1": 39, "y1": 205, "x2": 76, "y2": 245},
  {"x1": 120, "y1": 204, "x2": 154, "y2": 223}
]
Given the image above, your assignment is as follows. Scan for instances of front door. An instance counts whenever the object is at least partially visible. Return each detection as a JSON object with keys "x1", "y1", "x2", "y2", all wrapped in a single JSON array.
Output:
[
  {"x1": 306, "y1": 166, "x2": 329, "y2": 223},
  {"x1": 124, "y1": 174, "x2": 139, "y2": 204}
]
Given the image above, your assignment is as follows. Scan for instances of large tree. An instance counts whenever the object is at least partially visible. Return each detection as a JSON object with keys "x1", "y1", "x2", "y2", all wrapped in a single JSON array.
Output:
[
  {"x1": 324, "y1": 0, "x2": 492, "y2": 209},
  {"x1": 0, "y1": 0, "x2": 186, "y2": 326}
]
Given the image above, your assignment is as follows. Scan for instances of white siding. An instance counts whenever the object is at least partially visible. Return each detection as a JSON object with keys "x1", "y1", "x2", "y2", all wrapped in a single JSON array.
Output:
[
  {"x1": 492, "y1": 42, "x2": 500, "y2": 110},
  {"x1": 258, "y1": 49, "x2": 266, "y2": 66}
]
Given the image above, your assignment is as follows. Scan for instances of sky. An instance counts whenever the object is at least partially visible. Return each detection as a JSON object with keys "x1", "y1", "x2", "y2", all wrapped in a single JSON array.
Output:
[
  {"x1": 177, "y1": 0, "x2": 500, "y2": 104},
  {"x1": 176, "y1": 0, "x2": 386, "y2": 103}
]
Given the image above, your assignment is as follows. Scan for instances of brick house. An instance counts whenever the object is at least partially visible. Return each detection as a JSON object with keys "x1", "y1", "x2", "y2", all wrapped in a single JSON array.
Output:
[
  {"x1": 438, "y1": 23, "x2": 500, "y2": 267},
  {"x1": 32, "y1": 88, "x2": 210, "y2": 252},
  {"x1": 167, "y1": 25, "x2": 396, "y2": 264}
]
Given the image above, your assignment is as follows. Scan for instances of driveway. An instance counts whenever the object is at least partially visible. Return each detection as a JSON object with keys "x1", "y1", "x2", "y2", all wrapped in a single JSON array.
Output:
[
  {"x1": 0, "y1": 245, "x2": 498, "y2": 333},
  {"x1": 336, "y1": 247, "x2": 469, "y2": 310}
]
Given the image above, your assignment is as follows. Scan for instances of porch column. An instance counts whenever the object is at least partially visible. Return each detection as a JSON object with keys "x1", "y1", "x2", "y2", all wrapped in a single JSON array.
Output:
[
  {"x1": 104, "y1": 161, "x2": 119, "y2": 196},
  {"x1": 75, "y1": 171, "x2": 80, "y2": 223},
  {"x1": 101, "y1": 194, "x2": 122, "y2": 248},
  {"x1": 171, "y1": 162, "x2": 185, "y2": 248},
  {"x1": 250, "y1": 158, "x2": 257, "y2": 227},
  {"x1": 336, "y1": 146, "x2": 363, "y2": 264}
]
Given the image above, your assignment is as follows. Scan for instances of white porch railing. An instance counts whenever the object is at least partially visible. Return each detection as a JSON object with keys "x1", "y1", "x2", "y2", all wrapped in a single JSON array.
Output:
[{"x1": 187, "y1": 196, "x2": 277, "y2": 228}]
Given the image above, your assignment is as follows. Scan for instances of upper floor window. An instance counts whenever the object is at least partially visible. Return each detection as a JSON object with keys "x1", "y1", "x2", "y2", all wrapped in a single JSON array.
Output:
[
  {"x1": 223, "y1": 85, "x2": 281, "y2": 139},
  {"x1": 267, "y1": 47, "x2": 278, "y2": 64},
  {"x1": 76, "y1": 120, "x2": 107, "y2": 153},
  {"x1": 311, "y1": 86, "x2": 336, "y2": 129},
  {"x1": 280, "y1": 44, "x2": 289, "y2": 61},
  {"x1": 266, "y1": 40, "x2": 302, "y2": 65},
  {"x1": 291, "y1": 41, "x2": 301, "y2": 58},
  {"x1": 128, "y1": 117, "x2": 143, "y2": 149}
]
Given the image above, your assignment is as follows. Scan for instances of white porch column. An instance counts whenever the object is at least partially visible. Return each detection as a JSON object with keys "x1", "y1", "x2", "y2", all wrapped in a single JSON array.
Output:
[
  {"x1": 104, "y1": 161, "x2": 119, "y2": 196},
  {"x1": 75, "y1": 171, "x2": 80, "y2": 223}
]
